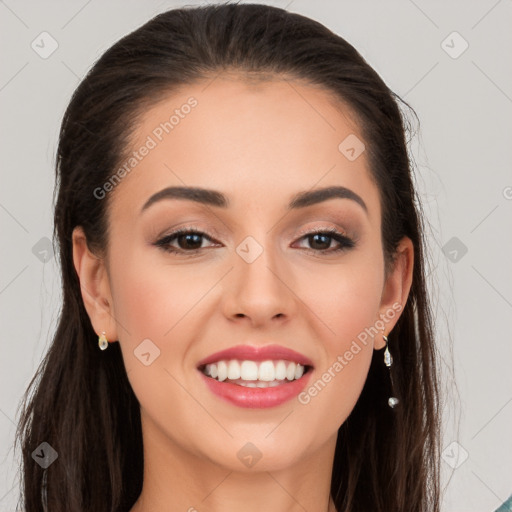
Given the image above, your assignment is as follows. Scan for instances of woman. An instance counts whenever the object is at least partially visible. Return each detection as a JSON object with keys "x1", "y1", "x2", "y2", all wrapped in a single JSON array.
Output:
[{"x1": 15, "y1": 3, "x2": 440, "y2": 511}]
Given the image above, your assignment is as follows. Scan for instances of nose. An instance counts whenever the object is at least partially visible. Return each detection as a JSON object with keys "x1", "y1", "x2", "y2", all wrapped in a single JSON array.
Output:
[{"x1": 221, "y1": 240, "x2": 297, "y2": 328}]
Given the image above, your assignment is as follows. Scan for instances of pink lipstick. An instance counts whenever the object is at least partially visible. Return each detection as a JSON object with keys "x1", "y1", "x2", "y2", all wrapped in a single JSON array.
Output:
[{"x1": 197, "y1": 344, "x2": 314, "y2": 408}]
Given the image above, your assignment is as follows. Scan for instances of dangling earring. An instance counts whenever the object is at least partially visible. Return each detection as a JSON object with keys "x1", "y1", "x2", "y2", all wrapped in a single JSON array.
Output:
[
  {"x1": 383, "y1": 333, "x2": 399, "y2": 408},
  {"x1": 98, "y1": 331, "x2": 108, "y2": 350}
]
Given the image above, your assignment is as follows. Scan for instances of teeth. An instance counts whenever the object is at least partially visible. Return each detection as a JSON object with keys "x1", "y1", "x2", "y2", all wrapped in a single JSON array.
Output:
[
  {"x1": 240, "y1": 360, "x2": 258, "y2": 380},
  {"x1": 217, "y1": 361, "x2": 228, "y2": 382},
  {"x1": 227, "y1": 360, "x2": 241, "y2": 380},
  {"x1": 258, "y1": 360, "x2": 275, "y2": 381},
  {"x1": 286, "y1": 362, "x2": 296, "y2": 381},
  {"x1": 218, "y1": 379, "x2": 285, "y2": 388},
  {"x1": 275, "y1": 360, "x2": 287, "y2": 380},
  {"x1": 237, "y1": 380, "x2": 282, "y2": 388},
  {"x1": 202, "y1": 359, "x2": 306, "y2": 383}
]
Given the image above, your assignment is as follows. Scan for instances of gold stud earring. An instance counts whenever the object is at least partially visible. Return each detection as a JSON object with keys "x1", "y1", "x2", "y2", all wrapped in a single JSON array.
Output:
[{"x1": 98, "y1": 331, "x2": 108, "y2": 350}]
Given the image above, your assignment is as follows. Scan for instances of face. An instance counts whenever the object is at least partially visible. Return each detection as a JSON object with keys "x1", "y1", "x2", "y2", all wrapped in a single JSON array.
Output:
[{"x1": 75, "y1": 74, "x2": 412, "y2": 475}]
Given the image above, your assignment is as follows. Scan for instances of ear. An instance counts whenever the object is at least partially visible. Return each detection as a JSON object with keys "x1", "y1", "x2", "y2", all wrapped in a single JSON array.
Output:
[
  {"x1": 72, "y1": 226, "x2": 118, "y2": 344},
  {"x1": 374, "y1": 236, "x2": 414, "y2": 349}
]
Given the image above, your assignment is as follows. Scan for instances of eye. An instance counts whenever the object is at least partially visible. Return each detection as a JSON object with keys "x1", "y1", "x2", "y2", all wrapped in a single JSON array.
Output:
[
  {"x1": 154, "y1": 228, "x2": 220, "y2": 254},
  {"x1": 154, "y1": 226, "x2": 356, "y2": 256},
  {"x1": 293, "y1": 227, "x2": 356, "y2": 253}
]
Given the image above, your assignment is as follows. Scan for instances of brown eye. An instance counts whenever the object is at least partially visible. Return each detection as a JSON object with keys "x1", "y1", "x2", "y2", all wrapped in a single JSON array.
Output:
[
  {"x1": 294, "y1": 228, "x2": 355, "y2": 253},
  {"x1": 308, "y1": 233, "x2": 333, "y2": 250},
  {"x1": 175, "y1": 232, "x2": 204, "y2": 250},
  {"x1": 155, "y1": 228, "x2": 219, "y2": 254}
]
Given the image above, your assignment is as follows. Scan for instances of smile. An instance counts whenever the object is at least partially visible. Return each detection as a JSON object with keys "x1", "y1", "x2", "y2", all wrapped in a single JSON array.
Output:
[
  {"x1": 198, "y1": 360, "x2": 314, "y2": 408},
  {"x1": 200, "y1": 359, "x2": 311, "y2": 387}
]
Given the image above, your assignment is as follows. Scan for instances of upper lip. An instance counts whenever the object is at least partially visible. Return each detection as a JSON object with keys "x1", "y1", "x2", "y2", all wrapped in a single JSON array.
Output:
[{"x1": 197, "y1": 344, "x2": 314, "y2": 369}]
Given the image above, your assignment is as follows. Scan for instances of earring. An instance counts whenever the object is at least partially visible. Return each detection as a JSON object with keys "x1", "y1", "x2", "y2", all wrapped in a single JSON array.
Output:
[
  {"x1": 382, "y1": 333, "x2": 399, "y2": 408},
  {"x1": 98, "y1": 331, "x2": 108, "y2": 350}
]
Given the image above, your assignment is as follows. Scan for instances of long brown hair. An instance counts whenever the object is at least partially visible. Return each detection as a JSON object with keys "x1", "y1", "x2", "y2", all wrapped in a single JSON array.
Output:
[{"x1": 15, "y1": 4, "x2": 440, "y2": 511}]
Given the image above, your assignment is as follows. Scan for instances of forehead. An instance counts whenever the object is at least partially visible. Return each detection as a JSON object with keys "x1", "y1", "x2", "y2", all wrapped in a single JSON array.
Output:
[{"x1": 108, "y1": 74, "x2": 379, "y2": 222}]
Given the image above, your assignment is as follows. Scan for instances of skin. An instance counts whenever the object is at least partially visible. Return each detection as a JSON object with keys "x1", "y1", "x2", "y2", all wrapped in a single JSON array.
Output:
[{"x1": 72, "y1": 74, "x2": 413, "y2": 512}]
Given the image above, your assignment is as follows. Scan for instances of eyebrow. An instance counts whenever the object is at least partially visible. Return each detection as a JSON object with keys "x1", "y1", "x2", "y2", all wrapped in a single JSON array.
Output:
[{"x1": 140, "y1": 185, "x2": 368, "y2": 214}]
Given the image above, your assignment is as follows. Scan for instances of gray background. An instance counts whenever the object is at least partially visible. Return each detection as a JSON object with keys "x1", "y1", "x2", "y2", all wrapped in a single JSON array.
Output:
[{"x1": 1, "y1": 1, "x2": 511, "y2": 511}]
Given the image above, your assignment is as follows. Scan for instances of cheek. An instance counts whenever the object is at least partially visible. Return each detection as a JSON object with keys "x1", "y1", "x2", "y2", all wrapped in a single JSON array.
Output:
[
  {"x1": 109, "y1": 249, "x2": 209, "y2": 342},
  {"x1": 299, "y1": 343, "x2": 373, "y2": 431},
  {"x1": 293, "y1": 258, "x2": 382, "y2": 420},
  {"x1": 298, "y1": 254, "x2": 384, "y2": 347},
  {"x1": 296, "y1": 274, "x2": 380, "y2": 426},
  {"x1": 108, "y1": 252, "x2": 209, "y2": 422}
]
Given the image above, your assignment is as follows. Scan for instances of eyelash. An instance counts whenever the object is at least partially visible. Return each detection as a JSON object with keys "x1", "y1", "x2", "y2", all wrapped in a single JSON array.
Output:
[{"x1": 154, "y1": 227, "x2": 356, "y2": 256}]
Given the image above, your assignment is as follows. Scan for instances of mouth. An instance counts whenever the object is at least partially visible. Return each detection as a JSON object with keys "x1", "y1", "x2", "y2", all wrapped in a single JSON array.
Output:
[
  {"x1": 197, "y1": 359, "x2": 314, "y2": 388},
  {"x1": 196, "y1": 345, "x2": 315, "y2": 408}
]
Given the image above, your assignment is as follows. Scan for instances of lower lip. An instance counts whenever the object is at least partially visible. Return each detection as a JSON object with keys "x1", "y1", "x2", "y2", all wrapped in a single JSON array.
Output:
[{"x1": 198, "y1": 369, "x2": 313, "y2": 409}]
